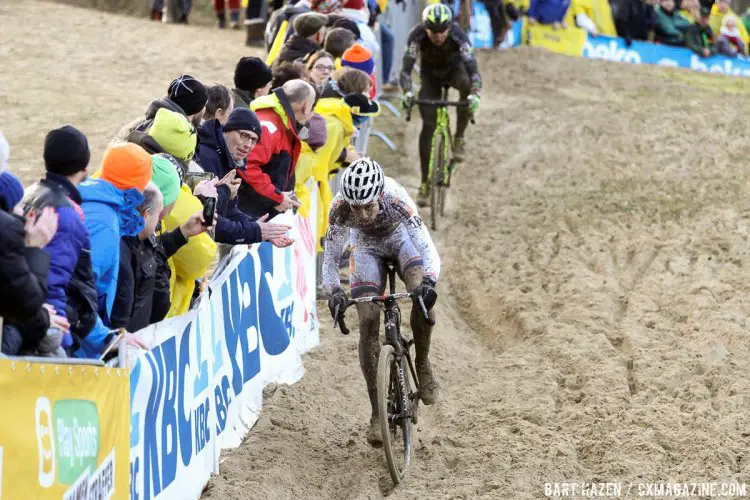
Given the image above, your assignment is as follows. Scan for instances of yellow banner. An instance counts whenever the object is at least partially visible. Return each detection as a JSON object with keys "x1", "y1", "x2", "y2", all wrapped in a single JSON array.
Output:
[
  {"x1": 0, "y1": 359, "x2": 130, "y2": 499},
  {"x1": 526, "y1": 24, "x2": 588, "y2": 57}
]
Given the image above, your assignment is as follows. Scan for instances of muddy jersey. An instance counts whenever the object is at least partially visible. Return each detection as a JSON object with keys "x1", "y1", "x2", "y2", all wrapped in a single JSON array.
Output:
[
  {"x1": 323, "y1": 177, "x2": 441, "y2": 293},
  {"x1": 399, "y1": 24, "x2": 482, "y2": 93}
]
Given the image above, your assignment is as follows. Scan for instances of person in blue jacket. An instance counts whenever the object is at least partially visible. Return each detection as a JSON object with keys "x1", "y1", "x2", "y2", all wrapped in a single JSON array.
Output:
[
  {"x1": 75, "y1": 143, "x2": 152, "y2": 358},
  {"x1": 197, "y1": 107, "x2": 293, "y2": 247},
  {"x1": 21, "y1": 126, "x2": 93, "y2": 354}
]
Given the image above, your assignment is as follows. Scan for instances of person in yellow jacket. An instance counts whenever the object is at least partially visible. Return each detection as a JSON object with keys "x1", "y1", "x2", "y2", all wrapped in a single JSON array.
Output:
[
  {"x1": 313, "y1": 68, "x2": 380, "y2": 251},
  {"x1": 710, "y1": 0, "x2": 749, "y2": 46},
  {"x1": 148, "y1": 108, "x2": 218, "y2": 317},
  {"x1": 564, "y1": 0, "x2": 617, "y2": 36}
]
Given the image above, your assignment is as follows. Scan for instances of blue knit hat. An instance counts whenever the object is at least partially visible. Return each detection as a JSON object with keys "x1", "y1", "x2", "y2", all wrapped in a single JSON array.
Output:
[{"x1": 0, "y1": 172, "x2": 24, "y2": 212}]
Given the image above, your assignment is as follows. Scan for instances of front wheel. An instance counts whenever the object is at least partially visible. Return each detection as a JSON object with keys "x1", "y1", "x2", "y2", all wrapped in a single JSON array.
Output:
[
  {"x1": 430, "y1": 132, "x2": 445, "y2": 231},
  {"x1": 377, "y1": 344, "x2": 413, "y2": 484}
]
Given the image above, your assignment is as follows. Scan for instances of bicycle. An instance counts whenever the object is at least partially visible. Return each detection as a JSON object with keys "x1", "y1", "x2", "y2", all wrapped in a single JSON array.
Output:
[
  {"x1": 333, "y1": 263, "x2": 434, "y2": 484},
  {"x1": 406, "y1": 87, "x2": 472, "y2": 231}
]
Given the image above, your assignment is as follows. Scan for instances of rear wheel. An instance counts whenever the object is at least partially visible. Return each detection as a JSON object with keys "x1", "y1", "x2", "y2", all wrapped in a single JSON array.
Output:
[
  {"x1": 430, "y1": 133, "x2": 445, "y2": 231},
  {"x1": 377, "y1": 344, "x2": 413, "y2": 484}
]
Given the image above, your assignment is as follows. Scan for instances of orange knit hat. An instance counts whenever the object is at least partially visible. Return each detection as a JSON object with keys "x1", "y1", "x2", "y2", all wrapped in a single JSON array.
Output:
[{"x1": 99, "y1": 143, "x2": 152, "y2": 192}]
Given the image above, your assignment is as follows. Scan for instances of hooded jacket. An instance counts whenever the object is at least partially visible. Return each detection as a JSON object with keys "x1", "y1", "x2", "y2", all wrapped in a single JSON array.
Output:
[
  {"x1": 197, "y1": 119, "x2": 263, "y2": 244},
  {"x1": 653, "y1": 5, "x2": 690, "y2": 45},
  {"x1": 74, "y1": 179, "x2": 144, "y2": 358},
  {"x1": 22, "y1": 173, "x2": 89, "y2": 323},
  {"x1": 114, "y1": 98, "x2": 187, "y2": 145},
  {"x1": 238, "y1": 89, "x2": 303, "y2": 216},
  {"x1": 313, "y1": 97, "x2": 357, "y2": 250},
  {"x1": 162, "y1": 184, "x2": 218, "y2": 317}
]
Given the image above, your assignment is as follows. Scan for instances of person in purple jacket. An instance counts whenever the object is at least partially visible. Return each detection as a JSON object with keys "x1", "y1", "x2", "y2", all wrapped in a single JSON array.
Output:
[{"x1": 21, "y1": 126, "x2": 94, "y2": 355}]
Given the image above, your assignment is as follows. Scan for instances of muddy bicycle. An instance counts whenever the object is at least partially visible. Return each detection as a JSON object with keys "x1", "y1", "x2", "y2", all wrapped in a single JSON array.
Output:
[
  {"x1": 334, "y1": 263, "x2": 434, "y2": 484},
  {"x1": 406, "y1": 88, "x2": 473, "y2": 231}
]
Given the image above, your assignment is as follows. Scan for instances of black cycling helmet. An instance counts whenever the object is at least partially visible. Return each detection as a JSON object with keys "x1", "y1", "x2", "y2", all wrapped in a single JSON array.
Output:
[{"x1": 422, "y1": 3, "x2": 452, "y2": 32}]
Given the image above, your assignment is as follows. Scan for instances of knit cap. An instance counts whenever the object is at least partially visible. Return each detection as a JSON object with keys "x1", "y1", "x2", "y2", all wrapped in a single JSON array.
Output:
[
  {"x1": 234, "y1": 57, "x2": 273, "y2": 92},
  {"x1": 151, "y1": 154, "x2": 181, "y2": 206},
  {"x1": 43, "y1": 126, "x2": 90, "y2": 176},
  {"x1": 0, "y1": 172, "x2": 24, "y2": 212},
  {"x1": 341, "y1": 43, "x2": 374, "y2": 75},
  {"x1": 167, "y1": 75, "x2": 208, "y2": 116},
  {"x1": 99, "y1": 143, "x2": 153, "y2": 192},
  {"x1": 148, "y1": 108, "x2": 197, "y2": 161}
]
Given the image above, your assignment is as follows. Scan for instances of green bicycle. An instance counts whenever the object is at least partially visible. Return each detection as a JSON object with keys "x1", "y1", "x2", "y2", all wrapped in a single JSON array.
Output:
[{"x1": 406, "y1": 87, "x2": 472, "y2": 231}]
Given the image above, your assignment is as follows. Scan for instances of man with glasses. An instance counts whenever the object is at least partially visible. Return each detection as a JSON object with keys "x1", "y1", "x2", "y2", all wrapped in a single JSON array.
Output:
[
  {"x1": 197, "y1": 107, "x2": 293, "y2": 247},
  {"x1": 399, "y1": 3, "x2": 482, "y2": 207}
]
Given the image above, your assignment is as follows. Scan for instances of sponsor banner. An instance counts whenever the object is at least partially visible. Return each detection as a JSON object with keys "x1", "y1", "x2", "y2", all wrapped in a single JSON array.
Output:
[
  {"x1": 0, "y1": 359, "x2": 130, "y2": 499},
  {"x1": 582, "y1": 35, "x2": 750, "y2": 77},
  {"x1": 526, "y1": 23, "x2": 588, "y2": 56},
  {"x1": 129, "y1": 185, "x2": 319, "y2": 500}
]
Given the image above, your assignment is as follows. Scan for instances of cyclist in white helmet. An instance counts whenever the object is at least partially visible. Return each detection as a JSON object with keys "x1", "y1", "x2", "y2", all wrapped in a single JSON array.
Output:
[{"x1": 323, "y1": 157, "x2": 441, "y2": 446}]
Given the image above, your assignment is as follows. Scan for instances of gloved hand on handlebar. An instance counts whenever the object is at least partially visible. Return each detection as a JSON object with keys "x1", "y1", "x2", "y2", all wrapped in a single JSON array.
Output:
[
  {"x1": 468, "y1": 94, "x2": 480, "y2": 115},
  {"x1": 400, "y1": 91, "x2": 414, "y2": 110},
  {"x1": 328, "y1": 288, "x2": 347, "y2": 321},
  {"x1": 417, "y1": 277, "x2": 438, "y2": 311}
]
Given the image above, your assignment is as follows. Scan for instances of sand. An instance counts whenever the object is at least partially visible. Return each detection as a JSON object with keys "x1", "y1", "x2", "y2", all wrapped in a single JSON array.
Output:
[{"x1": 4, "y1": 2, "x2": 750, "y2": 497}]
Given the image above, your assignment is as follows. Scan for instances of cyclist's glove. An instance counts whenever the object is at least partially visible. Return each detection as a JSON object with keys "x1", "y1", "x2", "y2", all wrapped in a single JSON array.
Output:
[
  {"x1": 468, "y1": 94, "x2": 480, "y2": 115},
  {"x1": 328, "y1": 288, "x2": 347, "y2": 321},
  {"x1": 419, "y1": 277, "x2": 438, "y2": 311},
  {"x1": 400, "y1": 91, "x2": 414, "y2": 110}
]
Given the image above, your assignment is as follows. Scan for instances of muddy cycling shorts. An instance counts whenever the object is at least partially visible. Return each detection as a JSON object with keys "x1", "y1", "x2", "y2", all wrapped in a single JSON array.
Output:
[{"x1": 348, "y1": 225, "x2": 424, "y2": 298}]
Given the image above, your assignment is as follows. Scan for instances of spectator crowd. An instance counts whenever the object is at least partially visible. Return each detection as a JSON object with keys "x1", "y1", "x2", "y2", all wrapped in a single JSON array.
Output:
[{"x1": 0, "y1": 8, "x2": 383, "y2": 361}]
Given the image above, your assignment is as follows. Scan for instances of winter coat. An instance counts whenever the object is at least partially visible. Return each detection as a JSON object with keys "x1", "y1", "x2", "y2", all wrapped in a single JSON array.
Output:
[
  {"x1": 653, "y1": 6, "x2": 690, "y2": 45},
  {"x1": 150, "y1": 224, "x2": 189, "y2": 325},
  {"x1": 0, "y1": 209, "x2": 51, "y2": 345},
  {"x1": 110, "y1": 236, "x2": 165, "y2": 333},
  {"x1": 276, "y1": 35, "x2": 322, "y2": 65},
  {"x1": 686, "y1": 22, "x2": 715, "y2": 54},
  {"x1": 21, "y1": 173, "x2": 89, "y2": 322},
  {"x1": 74, "y1": 179, "x2": 144, "y2": 358},
  {"x1": 238, "y1": 89, "x2": 303, "y2": 217},
  {"x1": 527, "y1": 0, "x2": 571, "y2": 23},
  {"x1": 232, "y1": 88, "x2": 255, "y2": 110},
  {"x1": 197, "y1": 120, "x2": 263, "y2": 244},
  {"x1": 710, "y1": 4, "x2": 750, "y2": 47},
  {"x1": 613, "y1": 0, "x2": 654, "y2": 42},
  {"x1": 162, "y1": 185, "x2": 217, "y2": 317},
  {"x1": 313, "y1": 97, "x2": 357, "y2": 250}
]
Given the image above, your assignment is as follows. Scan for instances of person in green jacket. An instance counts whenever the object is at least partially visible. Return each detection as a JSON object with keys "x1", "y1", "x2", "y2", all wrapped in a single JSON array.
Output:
[
  {"x1": 686, "y1": 6, "x2": 716, "y2": 57},
  {"x1": 653, "y1": 0, "x2": 691, "y2": 45}
]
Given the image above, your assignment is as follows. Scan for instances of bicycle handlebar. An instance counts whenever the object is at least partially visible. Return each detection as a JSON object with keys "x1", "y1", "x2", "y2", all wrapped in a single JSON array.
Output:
[
  {"x1": 404, "y1": 98, "x2": 475, "y2": 125},
  {"x1": 333, "y1": 291, "x2": 435, "y2": 336}
]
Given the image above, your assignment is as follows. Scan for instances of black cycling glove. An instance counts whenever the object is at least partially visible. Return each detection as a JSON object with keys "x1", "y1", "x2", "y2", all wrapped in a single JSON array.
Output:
[
  {"x1": 419, "y1": 277, "x2": 438, "y2": 310},
  {"x1": 328, "y1": 288, "x2": 347, "y2": 321}
]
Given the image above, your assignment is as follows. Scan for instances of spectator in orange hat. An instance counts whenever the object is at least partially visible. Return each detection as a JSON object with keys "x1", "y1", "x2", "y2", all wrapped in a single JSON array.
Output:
[
  {"x1": 75, "y1": 143, "x2": 152, "y2": 358},
  {"x1": 341, "y1": 43, "x2": 377, "y2": 99}
]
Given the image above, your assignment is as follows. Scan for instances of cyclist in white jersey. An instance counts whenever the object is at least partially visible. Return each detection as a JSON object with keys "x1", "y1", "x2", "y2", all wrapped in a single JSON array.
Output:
[{"x1": 323, "y1": 158, "x2": 441, "y2": 446}]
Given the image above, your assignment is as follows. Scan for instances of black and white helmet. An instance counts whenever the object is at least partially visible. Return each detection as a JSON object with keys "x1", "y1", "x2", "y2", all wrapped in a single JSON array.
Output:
[{"x1": 341, "y1": 157, "x2": 385, "y2": 205}]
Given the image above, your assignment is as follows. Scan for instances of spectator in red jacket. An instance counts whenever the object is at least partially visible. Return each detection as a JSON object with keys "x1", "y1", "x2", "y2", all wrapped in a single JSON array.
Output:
[{"x1": 237, "y1": 79, "x2": 317, "y2": 217}]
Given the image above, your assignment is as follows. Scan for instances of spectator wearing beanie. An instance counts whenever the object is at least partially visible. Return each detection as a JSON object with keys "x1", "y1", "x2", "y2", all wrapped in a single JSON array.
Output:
[
  {"x1": 277, "y1": 13, "x2": 329, "y2": 64},
  {"x1": 0, "y1": 171, "x2": 59, "y2": 355},
  {"x1": 75, "y1": 143, "x2": 152, "y2": 358},
  {"x1": 146, "y1": 110, "x2": 217, "y2": 318},
  {"x1": 233, "y1": 57, "x2": 274, "y2": 110},
  {"x1": 22, "y1": 126, "x2": 94, "y2": 353},
  {"x1": 198, "y1": 108, "x2": 293, "y2": 248},
  {"x1": 147, "y1": 154, "x2": 212, "y2": 323},
  {"x1": 342, "y1": 43, "x2": 377, "y2": 99}
]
